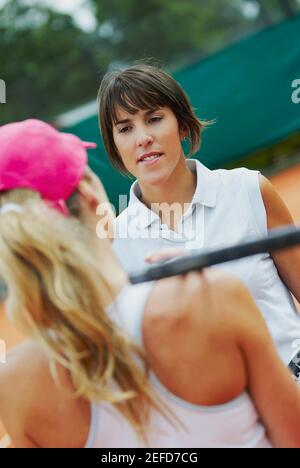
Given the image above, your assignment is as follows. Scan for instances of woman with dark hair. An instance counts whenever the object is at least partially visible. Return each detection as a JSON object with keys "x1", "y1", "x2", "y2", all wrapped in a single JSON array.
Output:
[{"x1": 98, "y1": 64, "x2": 300, "y2": 370}]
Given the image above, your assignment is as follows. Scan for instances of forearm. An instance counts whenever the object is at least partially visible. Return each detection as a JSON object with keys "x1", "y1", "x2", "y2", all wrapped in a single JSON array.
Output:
[
  {"x1": 235, "y1": 284, "x2": 300, "y2": 448},
  {"x1": 259, "y1": 174, "x2": 300, "y2": 304},
  {"x1": 271, "y1": 248, "x2": 300, "y2": 305}
]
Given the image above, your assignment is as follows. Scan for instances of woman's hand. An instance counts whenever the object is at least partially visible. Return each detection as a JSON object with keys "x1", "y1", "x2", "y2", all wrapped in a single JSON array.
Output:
[{"x1": 145, "y1": 248, "x2": 187, "y2": 264}]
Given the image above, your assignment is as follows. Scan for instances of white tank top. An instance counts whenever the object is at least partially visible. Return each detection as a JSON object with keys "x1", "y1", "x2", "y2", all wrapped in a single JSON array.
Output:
[{"x1": 85, "y1": 282, "x2": 272, "y2": 448}]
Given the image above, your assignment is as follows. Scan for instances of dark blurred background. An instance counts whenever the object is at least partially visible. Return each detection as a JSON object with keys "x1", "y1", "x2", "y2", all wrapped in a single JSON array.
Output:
[{"x1": 1, "y1": 0, "x2": 300, "y2": 124}]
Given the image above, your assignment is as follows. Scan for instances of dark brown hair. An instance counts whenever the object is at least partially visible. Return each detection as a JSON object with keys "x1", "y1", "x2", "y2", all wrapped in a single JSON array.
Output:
[{"x1": 98, "y1": 64, "x2": 207, "y2": 174}]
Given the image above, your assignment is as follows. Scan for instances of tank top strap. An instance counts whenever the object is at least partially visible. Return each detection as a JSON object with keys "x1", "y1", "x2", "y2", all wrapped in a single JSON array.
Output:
[{"x1": 106, "y1": 282, "x2": 155, "y2": 346}]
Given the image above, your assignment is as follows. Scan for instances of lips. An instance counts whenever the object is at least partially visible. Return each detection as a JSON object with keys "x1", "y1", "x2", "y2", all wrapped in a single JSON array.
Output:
[{"x1": 138, "y1": 152, "x2": 163, "y2": 163}]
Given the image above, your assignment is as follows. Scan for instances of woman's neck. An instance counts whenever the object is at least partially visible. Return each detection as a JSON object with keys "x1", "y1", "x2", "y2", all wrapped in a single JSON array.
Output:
[
  {"x1": 140, "y1": 158, "x2": 197, "y2": 231},
  {"x1": 141, "y1": 158, "x2": 196, "y2": 206}
]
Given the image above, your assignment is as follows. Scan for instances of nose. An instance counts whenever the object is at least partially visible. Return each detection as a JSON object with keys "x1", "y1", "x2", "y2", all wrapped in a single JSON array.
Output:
[{"x1": 136, "y1": 127, "x2": 154, "y2": 148}]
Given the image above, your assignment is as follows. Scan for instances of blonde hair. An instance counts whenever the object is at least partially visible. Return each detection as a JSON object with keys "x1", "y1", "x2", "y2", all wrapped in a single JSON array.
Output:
[{"x1": 0, "y1": 188, "x2": 171, "y2": 442}]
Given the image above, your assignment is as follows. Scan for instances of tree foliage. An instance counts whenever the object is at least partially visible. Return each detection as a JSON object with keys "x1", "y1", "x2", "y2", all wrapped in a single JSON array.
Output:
[
  {"x1": 0, "y1": 0, "x2": 108, "y2": 123},
  {"x1": 1, "y1": 0, "x2": 299, "y2": 123}
]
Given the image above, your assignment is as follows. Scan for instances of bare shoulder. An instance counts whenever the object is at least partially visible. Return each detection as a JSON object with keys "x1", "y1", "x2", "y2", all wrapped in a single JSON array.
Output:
[
  {"x1": 0, "y1": 340, "x2": 49, "y2": 401},
  {"x1": 0, "y1": 341, "x2": 48, "y2": 446},
  {"x1": 144, "y1": 268, "x2": 245, "y2": 324},
  {"x1": 142, "y1": 269, "x2": 252, "y2": 404},
  {"x1": 0, "y1": 340, "x2": 90, "y2": 448}
]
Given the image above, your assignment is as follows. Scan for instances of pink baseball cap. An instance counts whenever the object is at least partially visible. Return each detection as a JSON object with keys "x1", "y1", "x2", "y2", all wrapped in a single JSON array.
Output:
[{"x1": 0, "y1": 119, "x2": 96, "y2": 214}]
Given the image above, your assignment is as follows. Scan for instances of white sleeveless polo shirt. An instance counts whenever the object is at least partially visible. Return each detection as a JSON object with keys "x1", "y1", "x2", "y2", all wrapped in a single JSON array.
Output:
[{"x1": 113, "y1": 160, "x2": 300, "y2": 365}]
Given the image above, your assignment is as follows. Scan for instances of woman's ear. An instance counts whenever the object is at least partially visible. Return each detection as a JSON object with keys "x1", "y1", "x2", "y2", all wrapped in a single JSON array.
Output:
[{"x1": 179, "y1": 126, "x2": 188, "y2": 141}]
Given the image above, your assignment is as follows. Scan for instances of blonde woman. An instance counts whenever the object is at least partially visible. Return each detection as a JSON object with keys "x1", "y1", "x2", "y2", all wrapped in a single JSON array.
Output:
[{"x1": 0, "y1": 119, "x2": 300, "y2": 448}]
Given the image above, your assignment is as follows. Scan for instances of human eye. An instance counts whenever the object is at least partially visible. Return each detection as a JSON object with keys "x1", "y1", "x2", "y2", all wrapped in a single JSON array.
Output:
[
  {"x1": 118, "y1": 125, "x2": 131, "y2": 134},
  {"x1": 149, "y1": 115, "x2": 163, "y2": 124}
]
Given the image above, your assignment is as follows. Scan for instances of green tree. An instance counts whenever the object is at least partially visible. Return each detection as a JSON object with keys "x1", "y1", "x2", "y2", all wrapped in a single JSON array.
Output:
[
  {"x1": 0, "y1": 0, "x2": 109, "y2": 124},
  {"x1": 277, "y1": 0, "x2": 298, "y2": 16},
  {"x1": 1, "y1": 0, "x2": 300, "y2": 123},
  {"x1": 89, "y1": 0, "x2": 256, "y2": 67},
  {"x1": 248, "y1": 0, "x2": 300, "y2": 26}
]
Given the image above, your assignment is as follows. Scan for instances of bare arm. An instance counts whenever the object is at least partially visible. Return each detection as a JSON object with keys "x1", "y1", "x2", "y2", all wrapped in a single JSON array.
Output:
[
  {"x1": 0, "y1": 341, "x2": 90, "y2": 448},
  {"x1": 259, "y1": 174, "x2": 300, "y2": 303},
  {"x1": 144, "y1": 270, "x2": 300, "y2": 447},
  {"x1": 234, "y1": 280, "x2": 300, "y2": 448}
]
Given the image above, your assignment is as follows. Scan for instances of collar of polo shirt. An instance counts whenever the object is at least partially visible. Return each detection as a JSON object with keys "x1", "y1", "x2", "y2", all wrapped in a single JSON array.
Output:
[{"x1": 128, "y1": 159, "x2": 220, "y2": 230}]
